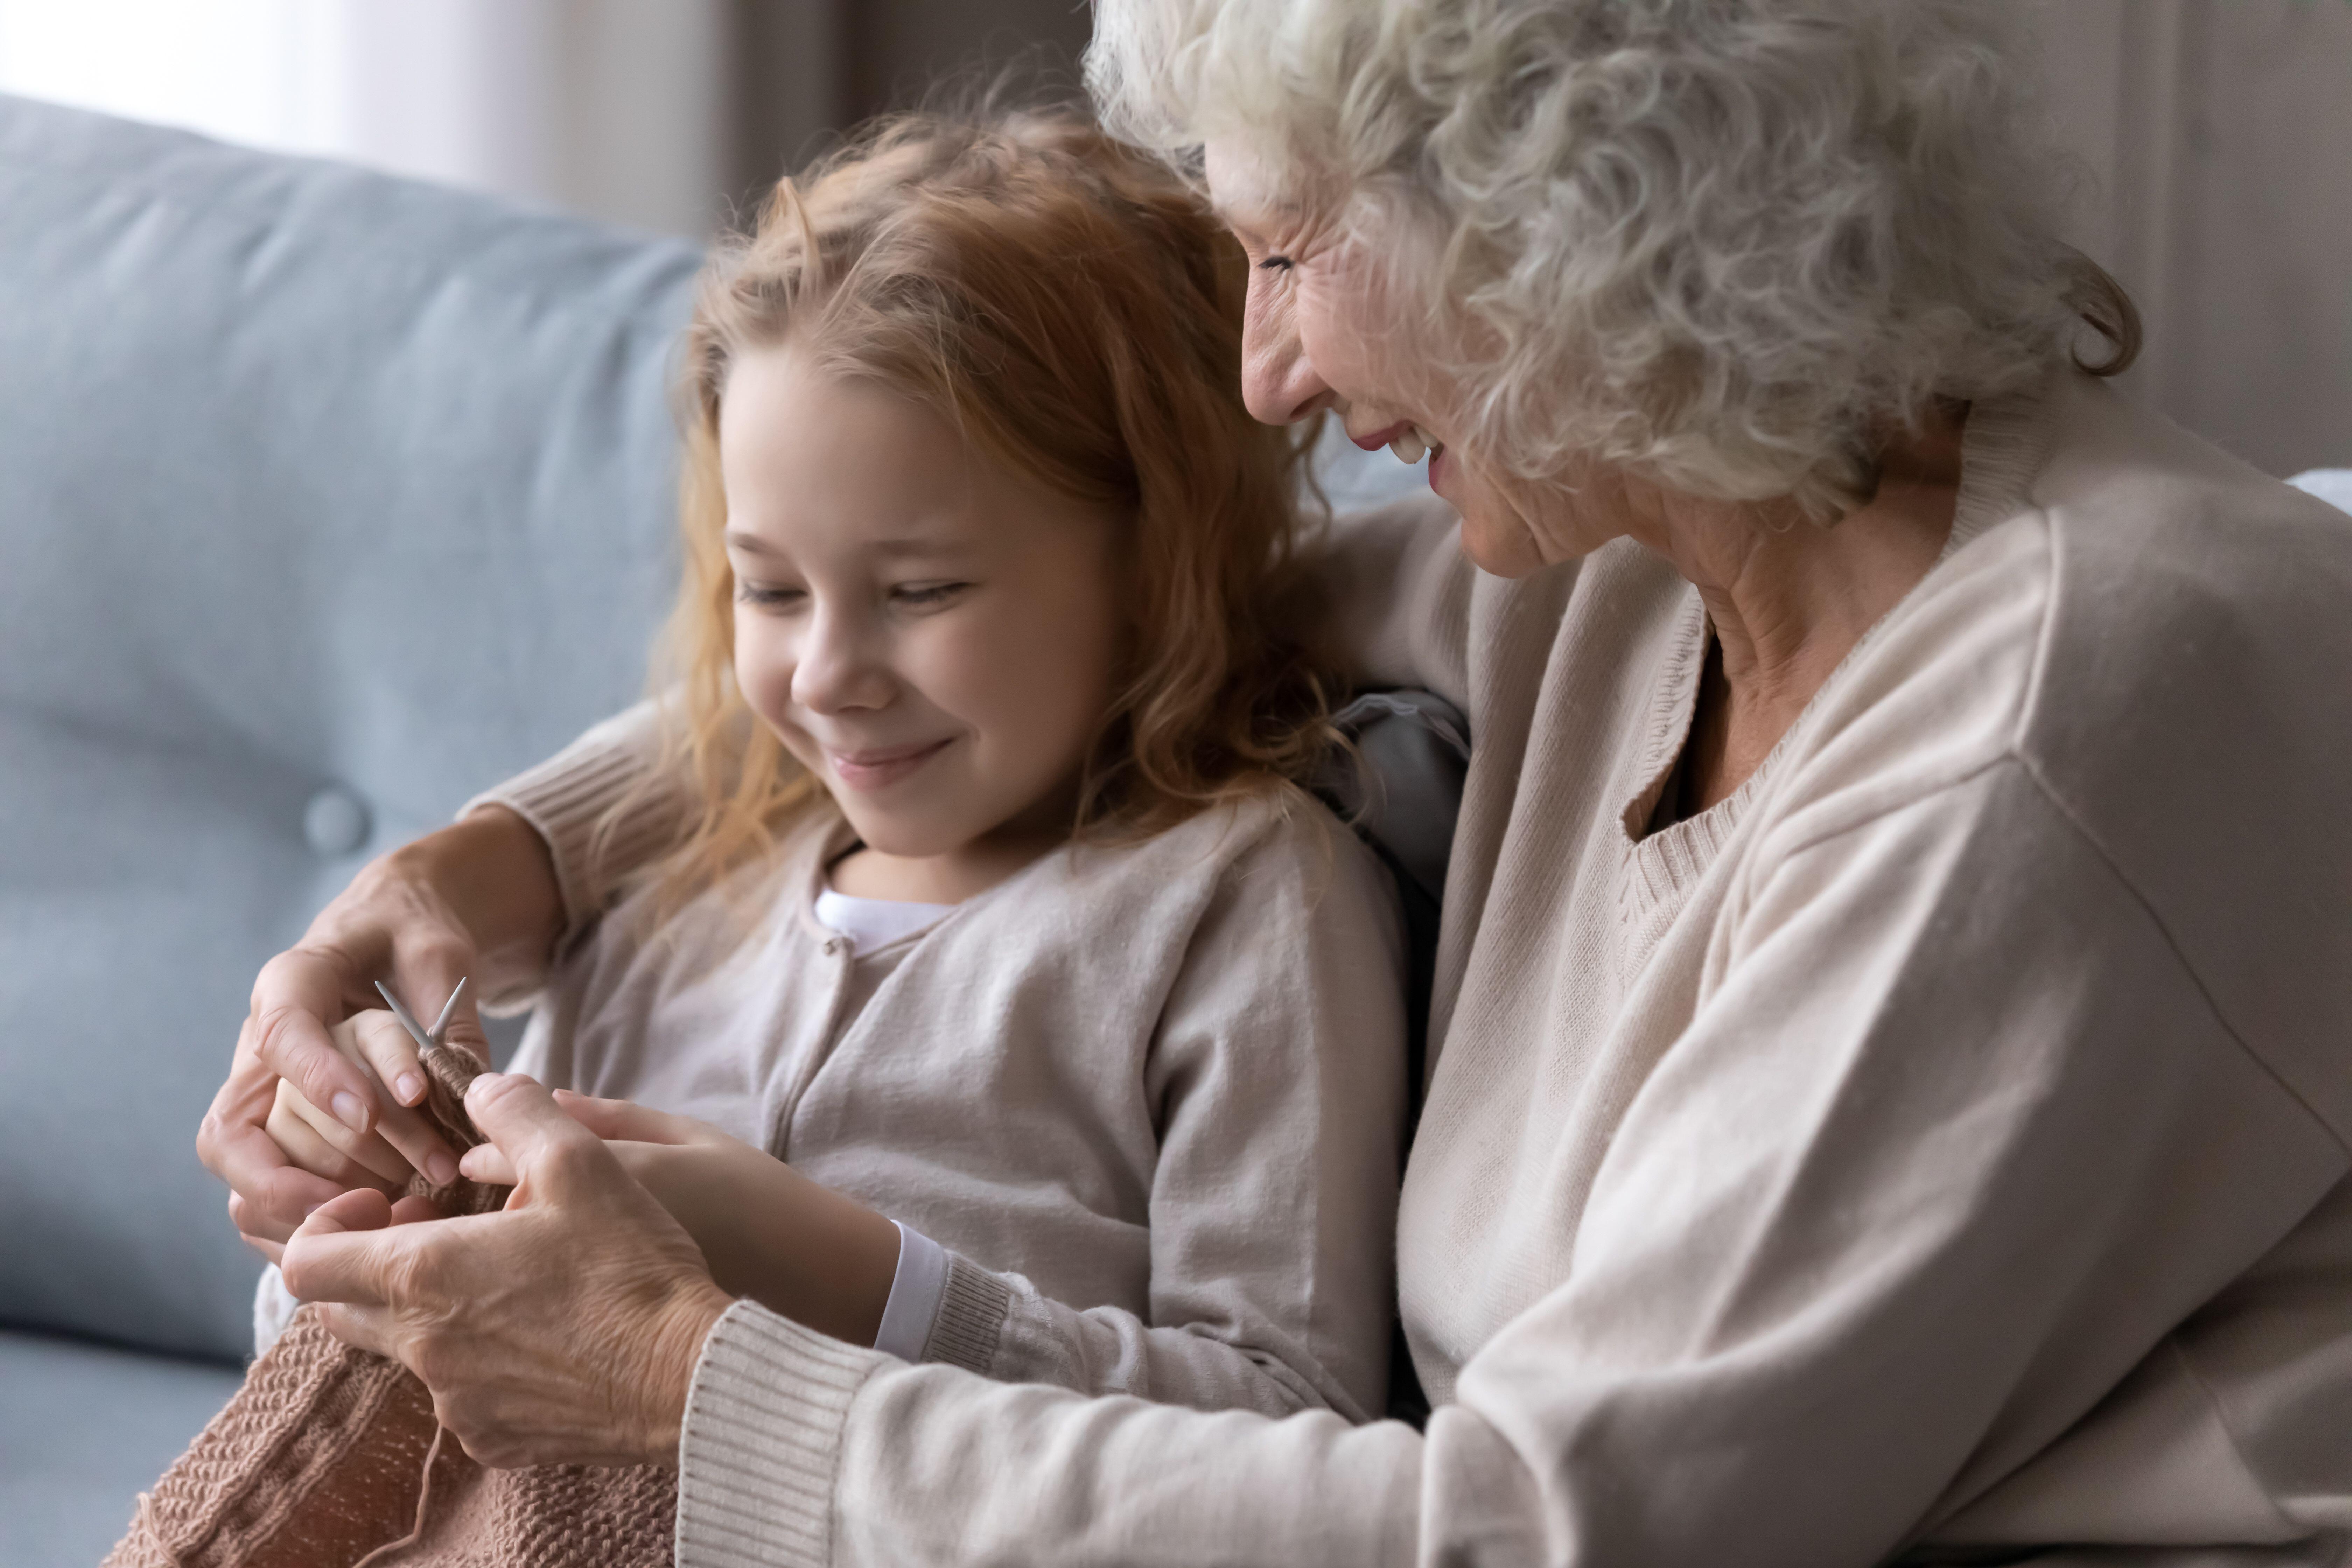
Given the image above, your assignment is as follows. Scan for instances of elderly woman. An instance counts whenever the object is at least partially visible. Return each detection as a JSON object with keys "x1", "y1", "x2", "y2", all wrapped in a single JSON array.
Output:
[{"x1": 202, "y1": 0, "x2": 2352, "y2": 1563}]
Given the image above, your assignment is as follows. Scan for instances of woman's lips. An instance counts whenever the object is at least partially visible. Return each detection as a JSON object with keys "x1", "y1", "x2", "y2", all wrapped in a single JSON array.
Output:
[
  {"x1": 1352, "y1": 418, "x2": 1445, "y2": 466},
  {"x1": 1428, "y1": 443, "x2": 1451, "y2": 495},
  {"x1": 826, "y1": 738, "x2": 952, "y2": 792}
]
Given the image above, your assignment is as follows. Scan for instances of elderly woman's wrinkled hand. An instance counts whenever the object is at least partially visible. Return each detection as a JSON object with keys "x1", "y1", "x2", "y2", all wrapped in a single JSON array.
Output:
[
  {"x1": 280, "y1": 1071, "x2": 735, "y2": 1470},
  {"x1": 462, "y1": 1091, "x2": 902, "y2": 1349}
]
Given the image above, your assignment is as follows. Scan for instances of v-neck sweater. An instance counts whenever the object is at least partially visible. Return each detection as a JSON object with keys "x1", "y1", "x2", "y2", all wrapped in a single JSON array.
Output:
[{"x1": 482, "y1": 370, "x2": 2352, "y2": 1566}]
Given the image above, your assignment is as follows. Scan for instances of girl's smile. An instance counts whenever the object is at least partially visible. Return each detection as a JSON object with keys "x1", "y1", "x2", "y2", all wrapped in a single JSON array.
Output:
[{"x1": 821, "y1": 737, "x2": 956, "y2": 793}]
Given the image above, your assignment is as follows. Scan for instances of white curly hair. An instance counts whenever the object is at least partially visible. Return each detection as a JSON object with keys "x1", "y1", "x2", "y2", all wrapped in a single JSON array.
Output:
[{"x1": 1087, "y1": 0, "x2": 2136, "y2": 519}]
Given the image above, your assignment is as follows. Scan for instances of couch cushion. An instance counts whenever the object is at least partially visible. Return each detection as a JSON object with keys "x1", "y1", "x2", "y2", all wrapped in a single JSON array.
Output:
[
  {"x1": 0, "y1": 95, "x2": 699, "y2": 1359},
  {"x1": 0, "y1": 1329, "x2": 248, "y2": 1568},
  {"x1": 2288, "y1": 468, "x2": 2352, "y2": 515}
]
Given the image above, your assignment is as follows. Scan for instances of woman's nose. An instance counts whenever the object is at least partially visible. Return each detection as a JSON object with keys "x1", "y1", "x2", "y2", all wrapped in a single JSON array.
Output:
[
  {"x1": 790, "y1": 609, "x2": 893, "y2": 715},
  {"x1": 1241, "y1": 280, "x2": 1336, "y2": 427}
]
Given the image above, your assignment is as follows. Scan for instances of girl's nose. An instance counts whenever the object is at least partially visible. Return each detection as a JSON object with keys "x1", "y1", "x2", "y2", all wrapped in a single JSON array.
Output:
[{"x1": 790, "y1": 609, "x2": 894, "y2": 715}]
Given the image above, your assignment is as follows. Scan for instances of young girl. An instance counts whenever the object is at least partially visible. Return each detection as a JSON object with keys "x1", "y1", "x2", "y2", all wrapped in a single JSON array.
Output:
[{"x1": 258, "y1": 108, "x2": 1408, "y2": 1425}]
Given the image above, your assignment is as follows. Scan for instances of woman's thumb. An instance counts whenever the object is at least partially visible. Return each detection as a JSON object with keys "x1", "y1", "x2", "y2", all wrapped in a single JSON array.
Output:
[{"x1": 465, "y1": 1073, "x2": 606, "y2": 1190}]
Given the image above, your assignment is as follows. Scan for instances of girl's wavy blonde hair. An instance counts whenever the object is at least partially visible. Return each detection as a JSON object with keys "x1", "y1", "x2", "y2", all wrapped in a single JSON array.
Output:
[{"x1": 605, "y1": 107, "x2": 1335, "y2": 910}]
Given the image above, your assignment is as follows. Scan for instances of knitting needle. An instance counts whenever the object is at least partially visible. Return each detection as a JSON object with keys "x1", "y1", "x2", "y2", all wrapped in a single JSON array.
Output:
[
  {"x1": 374, "y1": 977, "x2": 469, "y2": 1054},
  {"x1": 375, "y1": 981, "x2": 433, "y2": 1055},
  {"x1": 425, "y1": 976, "x2": 469, "y2": 1046}
]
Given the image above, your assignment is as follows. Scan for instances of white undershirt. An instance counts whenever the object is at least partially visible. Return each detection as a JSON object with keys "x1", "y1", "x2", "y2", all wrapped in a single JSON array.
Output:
[
  {"x1": 814, "y1": 883, "x2": 957, "y2": 1359},
  {"x1": 811, "y1": 887, "x2": 957, "y2": 958}
]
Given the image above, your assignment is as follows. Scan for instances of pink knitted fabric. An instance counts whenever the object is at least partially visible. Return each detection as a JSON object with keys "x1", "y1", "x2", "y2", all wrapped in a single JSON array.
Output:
[{"x1": 105, "y1": 1043, "x2": 676, "y2": 1567}]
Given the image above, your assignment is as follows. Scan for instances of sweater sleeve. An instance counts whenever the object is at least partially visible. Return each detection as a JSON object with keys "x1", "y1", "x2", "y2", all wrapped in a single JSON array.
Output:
[
  {"x1": 910, "y1": 809, "x2": 1409, "y2": 1423},
  {"x1": 461, "y1": 699, "x2": 696, "y2": 960},
  {"x1": 674, "y1": 759, "x2": 2345, "y2": 1567}
]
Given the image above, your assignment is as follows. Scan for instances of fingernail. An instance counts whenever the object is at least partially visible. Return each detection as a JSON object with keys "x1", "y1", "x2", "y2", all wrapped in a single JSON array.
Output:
[
  {"x1": 397, "y1": 1073, "x2": 426, "y2": 1105},
  {"x1": 427, "y1": 1152, "x2": 458, "y2": 1186},
  {"x1": 332, "y1": 1092, "x2": 369, "y2": 1132}
]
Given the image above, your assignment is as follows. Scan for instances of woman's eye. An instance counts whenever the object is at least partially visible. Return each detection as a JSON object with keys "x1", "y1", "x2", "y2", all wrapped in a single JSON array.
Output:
[
  {"x1": 1256, "y1": 254, "x2": 1294, "y2": 273},
  {"x1": 734, "y1": 583, "x2": 805, "y2": 611},
  {"x1": 892, "y1": 581, "x2": 969, "y2": 609}
]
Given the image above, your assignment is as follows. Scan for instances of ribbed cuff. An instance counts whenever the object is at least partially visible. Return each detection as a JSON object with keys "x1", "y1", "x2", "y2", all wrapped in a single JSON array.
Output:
[
  {"x1": 462, "y1": 700, "x2": 683, "y2": 947},
  {"x1": 920, "y1": 1252, "x2": 1011, "y2": 1376},
  {"x1": 676, "y1": 1301, "x2": 885, "y2": 1568}
]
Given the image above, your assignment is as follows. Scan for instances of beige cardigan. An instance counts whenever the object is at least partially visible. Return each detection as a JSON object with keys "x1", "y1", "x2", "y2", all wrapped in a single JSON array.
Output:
[
  {"x1": 491, "y1": 370, "x2": 2352, "y2": 1566},
  {"x1": 471, "y1": 768, "x2": 1409, "y2": 1426}
]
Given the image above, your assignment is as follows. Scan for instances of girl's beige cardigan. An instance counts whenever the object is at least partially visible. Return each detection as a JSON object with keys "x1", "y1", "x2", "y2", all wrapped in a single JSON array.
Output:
[{"x1": 488, "y1": 785, "x2": 1409, "y2": 1422}]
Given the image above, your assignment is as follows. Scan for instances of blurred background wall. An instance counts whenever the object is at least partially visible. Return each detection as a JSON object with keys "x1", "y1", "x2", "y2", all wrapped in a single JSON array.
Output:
[
  {"x1": 2030, "y1": 0, "x2": 2352, "y2": 480},
  {"x1": 0, "y1": 0, "x2": 1092, "y2": 237},
  {"x1": 0, "y1": 0, "x2": 2343, "y2": 475}
]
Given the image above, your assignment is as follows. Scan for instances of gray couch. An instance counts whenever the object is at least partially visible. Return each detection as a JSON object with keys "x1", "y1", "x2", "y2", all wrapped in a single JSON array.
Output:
[
  {"x1": 0, "y1": 94, "x2": 698, "y2": 1565},
  {"x1": 0, "y1": 94, "x2": 1461, "y2": 1565}
]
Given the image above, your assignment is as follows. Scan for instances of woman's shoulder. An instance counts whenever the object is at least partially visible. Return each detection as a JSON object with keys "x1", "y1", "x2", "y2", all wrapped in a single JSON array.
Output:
[
  {"x1": 2028, "y1": 373, "x2": 2352, "y2": 698},
  {"x1": 1769, "y1": 373, "x2": 2352, "y2": 1125},
  {"x1": 2005, "y1": 374, "x2": 2352, "y2": 822},
  {"x1": 2024, "y1": 377, "x2": 2352, "y2": 1091},
  {"x1": 1790, "y1": 372, "x2": 2352, "y2": 821}
]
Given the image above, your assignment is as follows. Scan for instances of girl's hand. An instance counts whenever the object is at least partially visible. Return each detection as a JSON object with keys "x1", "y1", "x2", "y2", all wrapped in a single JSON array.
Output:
[
  {"x1": 232, "y1": 1014, "x2": 462, "y2": 1265},
  {"x1": 200, "y1": 807, "x2": 560, "y2": 1248},
  {"x1": 462, "y1": 1092, "x2": 902, "y2": 1348},
  {"x1": 272, "y1": 1014, "x2": 458, "y2": 1174}
]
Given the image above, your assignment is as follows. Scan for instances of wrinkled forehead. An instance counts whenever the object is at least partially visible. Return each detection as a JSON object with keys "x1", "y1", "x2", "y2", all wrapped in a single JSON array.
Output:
[
  {"x1": 1201, "y1": 137, "x2": 1281, "y2": 216},
  {"x1": 1201, "y1": 133, "x2": 1342, "y2": 234}
]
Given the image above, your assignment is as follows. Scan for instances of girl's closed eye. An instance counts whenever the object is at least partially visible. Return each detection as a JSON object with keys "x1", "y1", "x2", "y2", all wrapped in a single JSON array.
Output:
[
  {"x1": 891, "y1": 580, "x2": 971, "y2": 610},
  {"x1": 735, "y1": 581, "x2": 806, "y2": 611}
]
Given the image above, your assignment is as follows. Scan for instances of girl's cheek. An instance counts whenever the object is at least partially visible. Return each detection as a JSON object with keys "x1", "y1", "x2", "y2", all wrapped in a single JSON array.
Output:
[{"x1": 734, "y1": 628, "x2": 794, "y2": 728}]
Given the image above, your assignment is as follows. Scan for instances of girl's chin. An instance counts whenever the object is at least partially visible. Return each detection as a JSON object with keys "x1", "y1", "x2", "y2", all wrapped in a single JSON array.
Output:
[{"x1": 833, "y1": 801, "x2": 983, "y2": 861}]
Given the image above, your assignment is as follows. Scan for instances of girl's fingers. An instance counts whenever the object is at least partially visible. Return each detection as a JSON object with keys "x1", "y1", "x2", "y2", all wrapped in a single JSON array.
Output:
[
  {"x1": 271, "y1": 1080, "x2": 412, "y2": 1189},
  {"x1": 346, "y1": 1009, "x2": 427, "y2": 1108},
  {"x1": 552, "y1": 1089, "x2": 728, "y2": 1147},
  {"x1": 364, "y1": 1103, "x2": 461, "y2": 1189},
  {"x1": 458, "y1": 1143, "x2": 521, "y2": 1186},
  {"x1": 388, "y1": 1194, "x2": 448, "y2": 1226},
  {"x1": 344, "y1": 1013, "x2": 462, "y2": 1185}
]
